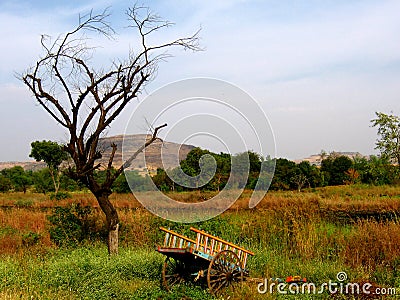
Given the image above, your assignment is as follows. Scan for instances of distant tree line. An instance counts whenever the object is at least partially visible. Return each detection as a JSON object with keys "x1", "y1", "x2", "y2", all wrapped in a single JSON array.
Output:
[
  {"x1": 151, "y1": 148, "x2": 271, "y2": 192},
  {"x1": 0, "y1": 165, "x2": 150, "y2": 195},
  {"x1": 150, "y1": 148, "x2": 400, "y2": 192},
  {"x1": 1, "y1": 146, "x2": 399, "y2": 195},
  {"x1": 2, "y1": 108, "x2": 399, "y2": 195},
  {"x1": 0, "y1": 148, "x2": 398, "y2": 195},
  {"x1": 272, "y1": 153, "x2": 399, "y2": 191}
]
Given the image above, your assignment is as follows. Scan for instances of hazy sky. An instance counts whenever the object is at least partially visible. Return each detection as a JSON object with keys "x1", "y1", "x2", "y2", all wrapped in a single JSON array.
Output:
[{"x1": 0, "y1": 0, "x2": 399, "y2": 161}]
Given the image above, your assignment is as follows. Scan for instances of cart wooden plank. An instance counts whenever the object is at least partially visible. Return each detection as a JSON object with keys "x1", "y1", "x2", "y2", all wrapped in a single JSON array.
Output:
[
  {"x1": 190, "y1": 227, "x2": 255, "y2": 255},
  {"x1": 157, "y1": 226, "x2": 254, "y2": 269},
  {"x1": 159, "y1": 227, "x2": 197, "y2": 249},
  {"x1": 190, "y1": 227, "x2": 254, "y2": 269}
]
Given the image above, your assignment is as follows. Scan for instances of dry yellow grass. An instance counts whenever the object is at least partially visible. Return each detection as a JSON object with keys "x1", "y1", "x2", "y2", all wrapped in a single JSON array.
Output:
[{"x1": 342, "y1": 220, "x2": 400, "y2": 269}]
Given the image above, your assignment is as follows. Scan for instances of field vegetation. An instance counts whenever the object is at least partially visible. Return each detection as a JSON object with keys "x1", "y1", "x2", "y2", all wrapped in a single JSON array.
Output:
[{"x1": 0, "y1": 185, "x2": 399, "y2": 299}]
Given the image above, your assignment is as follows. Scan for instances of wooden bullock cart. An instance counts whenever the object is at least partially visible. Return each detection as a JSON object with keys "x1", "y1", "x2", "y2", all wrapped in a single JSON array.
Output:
[{"x1": 156, "y1": 227, "x2": 254, "y2": 296}]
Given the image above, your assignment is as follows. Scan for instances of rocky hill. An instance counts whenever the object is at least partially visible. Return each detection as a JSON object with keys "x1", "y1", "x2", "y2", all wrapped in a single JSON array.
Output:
[
  {"x1": 97, "y1": 134, "x2": 195, "y2": 171},
  {"x1": 0, "y1": 161, "x2": 46, "y2": 171},
  {"x1": 0, "y1": 135, "x2": 195, "y2": 171},
  {"x1": 295, "y1": 151, "x2": 366, "y2": 166}
]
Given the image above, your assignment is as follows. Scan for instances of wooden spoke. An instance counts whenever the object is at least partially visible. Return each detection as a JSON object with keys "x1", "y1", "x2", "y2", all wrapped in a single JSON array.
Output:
[
  {"x1": 207, "y1": 250, "x2": 243, "y2": 296},
  {"x1": 162, "y1": 257, "x2": 186, "y2": 291}
]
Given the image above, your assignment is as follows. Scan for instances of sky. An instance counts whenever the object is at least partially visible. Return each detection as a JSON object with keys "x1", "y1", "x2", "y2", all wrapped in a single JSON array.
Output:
[{"x1": 0, "y1": 0, "x2": 399, "y2": 161}]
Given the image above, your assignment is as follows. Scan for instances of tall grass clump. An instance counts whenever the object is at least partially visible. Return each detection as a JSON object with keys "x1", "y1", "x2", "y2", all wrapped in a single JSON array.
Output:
[{"x1": 341, "y1": 220, "x2": 400, "y2": 269}]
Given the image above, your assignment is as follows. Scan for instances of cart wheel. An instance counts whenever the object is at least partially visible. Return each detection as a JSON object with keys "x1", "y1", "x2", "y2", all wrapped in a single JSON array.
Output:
[
  {"x1": 162, "y1": 257, "x2": 186, "y2": 291},
  {"x1": 207, "y1": 250, "x2": 244, "y2": 296}
]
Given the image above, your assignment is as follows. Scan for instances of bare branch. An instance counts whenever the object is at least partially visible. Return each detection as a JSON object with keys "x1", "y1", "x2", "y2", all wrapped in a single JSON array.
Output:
[
  {"x1": 127, "y1": 4, "x2": 202, "y2": 64},
  {"x1": 78, "y1": 8, "x2": 115, "y2": 37},
  {"x1": 23, "y1": 74, "x2": 71, "y2": 128},
  {"x1": 22, "y1": 4, "x2": 200, "y2": 194},
  {"x1": 105, "y1": 142, "x2": 117, "y2": 183},
  {"x1": 22, "y1": 3, "x2": 201, "y2": 255}
]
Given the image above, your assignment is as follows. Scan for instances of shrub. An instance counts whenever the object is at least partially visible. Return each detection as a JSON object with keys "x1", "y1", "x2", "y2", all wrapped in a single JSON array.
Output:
[
  {"x1": 47, "y1": 204, "x2": 106, "y2": 247},
  {"x1": 14, "y1": 199, "x2": 34, "y2": 208},
  {"x1": 49, "y1": 191, "x2": 72, "y2": 200},
  {"x1": 22, "y1": 231, "x2": 41, "y2": 247}
]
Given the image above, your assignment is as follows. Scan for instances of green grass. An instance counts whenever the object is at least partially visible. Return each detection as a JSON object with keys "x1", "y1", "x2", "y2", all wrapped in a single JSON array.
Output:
[
  {"x1": 0, "y1": 245, "x2": 219, "y2": 300},
  {"x1": 1, "y1": 245, "x2": 397, "y2": 299}
]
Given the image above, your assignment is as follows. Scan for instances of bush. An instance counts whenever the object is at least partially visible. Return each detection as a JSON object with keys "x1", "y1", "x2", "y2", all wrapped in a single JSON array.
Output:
[
  {"x1": 14, "y1": 199, "x2": 34, "y2": 208},
  {"x1": 49, "y1": 191, "x2": 72, "y2": 200},
  {"x1": 22, "y1": 231, "x2": 41, "y2": 247},
  {"x1": 47, "y1": 204, "x2": 106, "y2": 247}
]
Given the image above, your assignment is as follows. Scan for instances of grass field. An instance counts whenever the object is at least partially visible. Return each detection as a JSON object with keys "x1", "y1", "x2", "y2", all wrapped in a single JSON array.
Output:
[{"x1": 0, "y1": 185, "x2": 399, "y2": 299}]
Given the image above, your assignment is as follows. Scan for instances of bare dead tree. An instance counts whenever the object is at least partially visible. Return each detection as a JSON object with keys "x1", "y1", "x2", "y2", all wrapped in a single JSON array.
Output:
[{"x1": 22, "y1": 5, "x2": 201, "y2": 255}]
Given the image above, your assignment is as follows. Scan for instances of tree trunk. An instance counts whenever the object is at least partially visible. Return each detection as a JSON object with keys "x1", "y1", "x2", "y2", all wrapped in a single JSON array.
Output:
[
  {"x1": 49, "y1": 168, "x2": 58, "y2": 195},
  {"x1": 49, "y1": 168, "x2": 61, "y2": 195},
  {"x1": 96, "y1": 192, "x2": 119, "y2": 255},
  {"x1": 108, "y1": 223, "x2": 119, "y2": 255}
]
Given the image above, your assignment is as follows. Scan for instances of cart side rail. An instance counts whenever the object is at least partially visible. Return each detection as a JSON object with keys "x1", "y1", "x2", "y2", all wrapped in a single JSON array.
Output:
[
  {"x1": 190, "y1": 227, "x2": 254, "y2": 268},
  {"x1": 159, "y1": 227, "x2": 197, "y2": 249}
]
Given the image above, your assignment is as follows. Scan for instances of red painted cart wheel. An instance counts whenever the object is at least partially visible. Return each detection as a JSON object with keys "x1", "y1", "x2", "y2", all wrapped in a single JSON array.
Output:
[
  {"x1": 162, "y1": 257, "x2": 186, "y2": 291},
  {"x1": 207, "y1": 250, "x2": 244, "y2": 296}
]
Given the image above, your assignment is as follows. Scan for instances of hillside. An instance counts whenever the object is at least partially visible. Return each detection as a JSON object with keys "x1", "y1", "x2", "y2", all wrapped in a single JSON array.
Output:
[
  {"x1": 0, "y1": 161, "x2": 46, "y2": 171},
  {"x1": 295, "y1": 151, "x2": 366, "y2": 166},
  {"x1": 97, "y1": 134, "x2": 195, "y2": 171},
  {"x1": 0, "y1": 135, "x2": 195, "y2": 171}
]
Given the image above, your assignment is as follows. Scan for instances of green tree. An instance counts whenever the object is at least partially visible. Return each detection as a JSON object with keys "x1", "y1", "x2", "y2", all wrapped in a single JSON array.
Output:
[
  {"x1": 371, "y1": 112, "x2": 400, "y2": 166},
  {"x1": 152, "y1": 168, "x2": 174, "y2": 191},
  {"x1": 180, "y1": 148, "x2": 216, "y2": 189},
  {"x1": 212, "y1": 153, "x2": 231, "y2": 191},
  {"x1": 0, "y1": 174, "x2": 12, "y2": 192},
  {"x1": 321, "y1": 155, "x2": 353, "y2": 185},
  {"x1": 227, "y1": 151, "x2": 263, "y2": 189},
  {"x1": 32, "y1": 168, "x2": 54, "y2": 194},
  {"x1": 168, "y1": 149, "x2": 232, "y2": 191},
  {"x1": 297, "y1": 161, "x2": 323, "y2": 188},
  {"x1": 354, "y1": 155, "x2": 398, "y2": 185},
  {"x1": 250, "y1": 156, "x2": 275, "y2": 191},
  {"x1": 270, "y1": 158, "x2": 298, "y2": 190},
  {"x1": 113, "y1": 171, "x2": 152, "y2": 193},
  {"x1": 180, "y1": 148, "x2": 209, "y2": 176},
  {"x1": 30, "y1": 141, "x2": 68, "y2": 195},
  {"x1": 59, "y1": 173, "x2": 82, "y2": 191},
  {"x1": 291, "y1": 173, "x2": 308, "y2": 192},
  {"x1": 1, "y1": 166, "x2": 32, "y2": 193}
]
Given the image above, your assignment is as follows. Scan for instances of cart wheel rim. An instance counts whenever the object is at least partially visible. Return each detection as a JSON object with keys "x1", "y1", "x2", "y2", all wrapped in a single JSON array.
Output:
[
  {"x1": 207, "y1": 250, "x2": 244, "y2": 296},
  {"x1": 162, "y1": 257, "x2": 186, "y2": 291}
]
